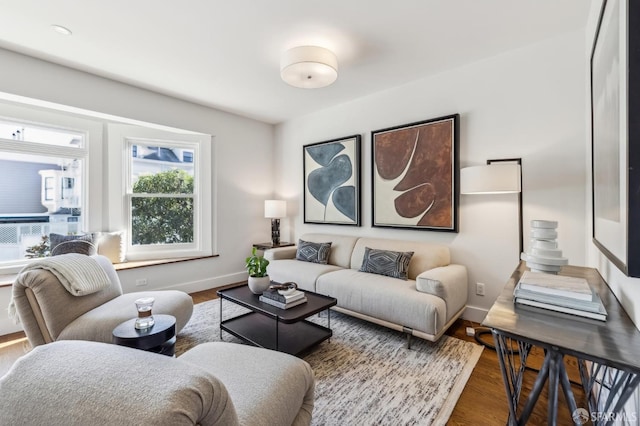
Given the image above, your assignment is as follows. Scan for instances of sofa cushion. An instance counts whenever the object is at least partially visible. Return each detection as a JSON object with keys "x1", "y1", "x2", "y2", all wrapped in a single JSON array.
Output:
[
  {"x1": 351, "y1": 237, "x2": 450, "y2": 280},
  {"x1": 316, "y1": 268, "x2": 446, "y2": 335},
  {"x1": 179, "y1": 342, "x2": 315, "y2": 426},
  {"x1": 298, "y1": 233, "x2": 359, "y2": 268},
  {"x1": 58, "y1": 290, "x2": 194, "y2": 343},
  {"x1": 296, "y1": 239, "x2": 332, "y2": 264},
  {"x1": 267, "y1": 259, "x2": 341, "y2": 292},
  {"x1": 359, "y1": 247, "x2": 414, "y2": 280}
]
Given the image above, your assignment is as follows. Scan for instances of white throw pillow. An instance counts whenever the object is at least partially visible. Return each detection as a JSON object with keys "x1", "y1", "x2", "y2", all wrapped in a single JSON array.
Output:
[{"x1": 93, "y1": 231, "x2": 126, "y2": 263}]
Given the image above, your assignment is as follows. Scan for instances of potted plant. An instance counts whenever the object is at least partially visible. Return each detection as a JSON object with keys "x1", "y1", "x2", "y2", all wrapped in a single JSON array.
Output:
[{"x1": 246, "y1": 247, "x2": 271, "y2": 294}]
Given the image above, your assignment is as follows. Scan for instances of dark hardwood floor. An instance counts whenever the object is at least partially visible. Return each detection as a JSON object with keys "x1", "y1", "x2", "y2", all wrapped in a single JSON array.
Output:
[{"x1": 2, "y1": 287, "x2": 587, "y2": 425}]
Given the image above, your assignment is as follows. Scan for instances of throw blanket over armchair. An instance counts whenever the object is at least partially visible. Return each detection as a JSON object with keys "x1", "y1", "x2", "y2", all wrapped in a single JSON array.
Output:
[{"x1": 11, "y1": 254, "x2": 193, "y2": 347}]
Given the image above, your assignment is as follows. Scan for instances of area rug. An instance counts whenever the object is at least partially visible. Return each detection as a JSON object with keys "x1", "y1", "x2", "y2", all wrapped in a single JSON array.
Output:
[{"x1": 176, "y1": 300, "x2": 483, "y2": 426}]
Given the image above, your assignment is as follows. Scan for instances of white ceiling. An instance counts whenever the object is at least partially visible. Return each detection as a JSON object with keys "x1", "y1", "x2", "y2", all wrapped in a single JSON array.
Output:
[{"x1": 0, "y1": 1, "x2": 590, "y2": 124}]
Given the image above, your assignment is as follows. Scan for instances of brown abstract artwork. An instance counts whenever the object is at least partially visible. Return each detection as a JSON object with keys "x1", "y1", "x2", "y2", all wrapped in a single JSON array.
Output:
[{"x1": 371, "y1": 114, "x2": 459, "y2": 232}]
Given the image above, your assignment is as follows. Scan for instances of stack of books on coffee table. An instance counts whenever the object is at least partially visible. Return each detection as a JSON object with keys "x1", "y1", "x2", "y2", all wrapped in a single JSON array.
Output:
[
  {"x1": 259, "y1": 287, "x2": 307, "y2": 309},
  {"x1": 513, "y1": 270, "x2": 607, "y2": 321}
]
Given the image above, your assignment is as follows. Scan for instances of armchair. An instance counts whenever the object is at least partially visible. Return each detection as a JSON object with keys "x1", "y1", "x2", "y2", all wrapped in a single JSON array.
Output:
[{"x1": 11, "y1": 254, "x2": 193, "y2": 347}]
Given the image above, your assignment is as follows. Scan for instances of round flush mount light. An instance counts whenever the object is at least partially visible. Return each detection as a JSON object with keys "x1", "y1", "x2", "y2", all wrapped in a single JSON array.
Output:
[
  {"x1": 280, "y1": 46, "x2": 338, "y2": 89},
  {"x1": 51, "y1": 25, "x2": 72, "y2": 36}
]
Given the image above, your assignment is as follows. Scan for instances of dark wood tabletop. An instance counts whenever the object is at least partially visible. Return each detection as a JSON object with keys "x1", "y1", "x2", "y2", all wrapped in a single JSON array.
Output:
[
  {"x1": 483, "y1": 263, "x2": 640, "y2": 372},
  {"x1": 112, "y1": 314, "x2": 176, "y2": 350},
  {"x1": 217, "y1": 284, "x2": 336, "y2": 324}
]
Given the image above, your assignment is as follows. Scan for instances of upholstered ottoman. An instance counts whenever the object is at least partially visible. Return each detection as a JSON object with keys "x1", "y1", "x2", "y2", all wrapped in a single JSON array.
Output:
[{"x1": 0, "y1": 340, "x2": 315, "y2": 426}]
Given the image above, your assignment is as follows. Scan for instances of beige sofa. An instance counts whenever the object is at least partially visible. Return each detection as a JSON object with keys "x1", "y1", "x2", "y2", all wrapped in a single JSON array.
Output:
[
  {"x1": 0, "y1": 340, "x2": 315, "y2": 425},
  {"x1": 265, "y1": 233, "x2": 467, "y2": 343}
]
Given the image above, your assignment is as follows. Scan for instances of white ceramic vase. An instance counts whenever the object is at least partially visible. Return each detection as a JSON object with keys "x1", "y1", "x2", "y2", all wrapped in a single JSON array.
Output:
[{"x1": 248, "y1": 276, "x2": 271, "y2": 294}]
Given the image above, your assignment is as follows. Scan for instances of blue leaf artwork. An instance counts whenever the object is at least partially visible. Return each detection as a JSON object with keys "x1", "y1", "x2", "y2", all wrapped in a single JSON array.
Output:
[{"x1": 305, "y1": 140, "x2": 357, "y2": 223}]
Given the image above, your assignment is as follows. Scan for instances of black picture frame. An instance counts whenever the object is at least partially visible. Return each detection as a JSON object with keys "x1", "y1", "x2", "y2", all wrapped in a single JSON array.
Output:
[
  {"x1": 591, "y1": 0, "x2": 640, "y2": 277},
  {"x1": 303, "y1": 134, "x2": 361, "y2": 226},
  {"x1": 371, "y1": 114, "x2": 459, "y2": 232}
]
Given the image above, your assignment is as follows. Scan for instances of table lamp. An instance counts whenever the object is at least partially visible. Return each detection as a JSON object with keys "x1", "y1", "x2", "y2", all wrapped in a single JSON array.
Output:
[{"x1": 264, "y1": 200, "x2": 287, "y2": 246}]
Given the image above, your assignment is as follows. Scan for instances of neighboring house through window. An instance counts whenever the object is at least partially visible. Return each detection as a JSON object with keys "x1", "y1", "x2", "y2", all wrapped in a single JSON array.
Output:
[{"x1": 0, "y1": 116, "x2": 90, "y2": 267}]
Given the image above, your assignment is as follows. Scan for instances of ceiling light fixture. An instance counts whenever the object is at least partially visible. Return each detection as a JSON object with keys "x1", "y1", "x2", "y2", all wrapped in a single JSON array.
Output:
[
  {"x1": 51, "y1": 25, "x2": 72, "y2": 36},
  {"x1": 280, "y1": 46, "x2": 338, "y2": 89}
]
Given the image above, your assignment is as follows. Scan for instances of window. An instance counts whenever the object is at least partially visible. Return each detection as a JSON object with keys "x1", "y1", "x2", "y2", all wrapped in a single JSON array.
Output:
[
  {"x1": 0, "y1": 100, "x2": 211, "y2": 272},
  {"x1": 0, "y1": 118, "x2": 89, "y2": 267},
  {"x1": 44, "y1": 177, "x2": 54, "y2": 201},
  {"x1": 108, "y1": 124, "x2": 212, "y2": 261},
  {"x1": 129, "y1": 142, "x2": 195, "y2": 245}
]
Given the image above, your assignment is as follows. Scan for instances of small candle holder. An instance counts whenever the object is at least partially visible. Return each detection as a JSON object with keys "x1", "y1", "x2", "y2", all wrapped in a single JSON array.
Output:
[{"x1": 134, "y1": 297, "x2": 155, "y2": 329}]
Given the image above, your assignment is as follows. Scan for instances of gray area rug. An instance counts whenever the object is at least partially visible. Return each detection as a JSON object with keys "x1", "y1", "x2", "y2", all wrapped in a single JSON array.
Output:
[{"x1": 176, "y1": 300, "x2": 483, "y2": 425}]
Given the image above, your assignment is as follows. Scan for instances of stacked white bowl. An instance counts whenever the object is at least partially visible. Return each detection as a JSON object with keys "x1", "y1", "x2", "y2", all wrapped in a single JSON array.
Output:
[{"x1": 520, "y1": 220, "x2": 568, "y2": 273}]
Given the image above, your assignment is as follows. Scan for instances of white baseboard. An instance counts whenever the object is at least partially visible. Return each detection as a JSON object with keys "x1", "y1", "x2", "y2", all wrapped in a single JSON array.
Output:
[
  {"x1": 462, "y1": 306, "x2": 488, "y2": 324},
  {"x1": 146, "y1": 271, "x2": 247, "y2": 294}
]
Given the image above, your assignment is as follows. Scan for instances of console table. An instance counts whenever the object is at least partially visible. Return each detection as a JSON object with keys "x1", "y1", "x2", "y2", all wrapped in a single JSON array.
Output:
[{"x1": 483, "y1": 263, "x2": 640, "y2": 425}]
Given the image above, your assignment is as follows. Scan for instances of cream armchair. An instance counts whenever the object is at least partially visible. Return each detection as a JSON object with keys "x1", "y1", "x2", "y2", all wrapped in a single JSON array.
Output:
[{"x1": 11, "y1": 255, "x2": 193, "y2": 347}]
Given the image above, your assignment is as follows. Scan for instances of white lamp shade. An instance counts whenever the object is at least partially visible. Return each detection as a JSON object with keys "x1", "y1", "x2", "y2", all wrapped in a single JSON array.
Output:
[
  {"x1": 264, "y1": 200, "x2": 287, "y2": 218},
  {"x1": 280, "y1": 46, "x2": 338, "y2": 89},
  {"x1": 460, "y1": 164, "x2": 521, "y2": 194}
]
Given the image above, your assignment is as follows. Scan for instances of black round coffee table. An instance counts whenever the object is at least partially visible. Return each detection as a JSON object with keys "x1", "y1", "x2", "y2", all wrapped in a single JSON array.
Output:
[{"x1": 112, "y1": 314, "x2": 176, "y2": 356}]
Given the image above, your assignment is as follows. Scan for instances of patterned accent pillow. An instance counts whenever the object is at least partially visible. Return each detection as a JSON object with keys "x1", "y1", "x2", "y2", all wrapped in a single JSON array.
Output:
[
  {"x1": 50, "y1": 240, "x2": 97, "y2": 256},
  {"x1": 359, "y1": 247, "x2": 414, "y2": 280},
  {"x1": 296, "y1": 239, "x2": 332, "y2": 264},
  {"x1": 49, "y1": 233, "x2": 95, "y2": 255}
]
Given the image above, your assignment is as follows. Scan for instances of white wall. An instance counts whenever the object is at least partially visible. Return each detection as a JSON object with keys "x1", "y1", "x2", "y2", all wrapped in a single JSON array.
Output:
[
  {"x1": 0, "y1": 48, "x2": 275, "y2": 335},
  {"x1": 275, "y1": 31, "x2": 587, "y2": 322},
  {"x1": 586, "y1": 0, "x2": 640, "y2": 332}
]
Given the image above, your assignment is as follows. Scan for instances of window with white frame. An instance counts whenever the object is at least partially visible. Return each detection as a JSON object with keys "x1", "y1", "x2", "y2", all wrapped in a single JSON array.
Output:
[
  {"x1": 0, "y1": 99, "x2": 213, "y2": 272},
  {"x1": 0, "y1": 116, "x2": 90, "y2": 268},
  {"x1": 108, "y1": 124, "x2": 212, "y2": 261}
]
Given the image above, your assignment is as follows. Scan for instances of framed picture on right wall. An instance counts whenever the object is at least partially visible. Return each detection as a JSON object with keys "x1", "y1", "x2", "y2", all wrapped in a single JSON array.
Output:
[{"x1": 591, "y1": 0, "x2": 640, "y2": 277}]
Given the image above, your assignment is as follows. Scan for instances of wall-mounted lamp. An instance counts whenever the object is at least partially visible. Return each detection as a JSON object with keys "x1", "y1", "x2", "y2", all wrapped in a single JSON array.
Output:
[
  {"x1": 280, "y1": 46, "x2": 338, "y2": 89},
  {"x1": 264, "y1": 200, "x2": 287, "y2": 246},
  {"x1": 460, "y1": 158, "x2": 523, "y2": 254}
]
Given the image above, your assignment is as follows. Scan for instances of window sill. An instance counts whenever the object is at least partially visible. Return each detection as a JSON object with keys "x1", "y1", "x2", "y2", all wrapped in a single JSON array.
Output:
[
  {"x1": 0, "y1": 254, "x2": 218, "y2": 287},
  {"x1": 113, "y1": 255, "x2": 217, "y2": 271}
]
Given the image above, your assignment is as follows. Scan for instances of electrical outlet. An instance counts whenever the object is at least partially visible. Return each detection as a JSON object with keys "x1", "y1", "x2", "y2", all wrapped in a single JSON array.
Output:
[
  {"x1": 135, "y1": 278, "x2": 148, "y2": 287},
  {"x1": 476, "y1": 282, "x2": 485, "y2": 296}
]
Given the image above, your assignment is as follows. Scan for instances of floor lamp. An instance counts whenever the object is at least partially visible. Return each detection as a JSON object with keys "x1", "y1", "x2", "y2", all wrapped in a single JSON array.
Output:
[{"x1": 460, "y1": 158, "x2": 522, "y2": 348}]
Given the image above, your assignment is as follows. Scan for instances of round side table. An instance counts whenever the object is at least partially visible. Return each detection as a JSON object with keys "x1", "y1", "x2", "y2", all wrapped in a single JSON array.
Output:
[{"x1": 112, "y1": 314, "x2": 176, "y2": 356}]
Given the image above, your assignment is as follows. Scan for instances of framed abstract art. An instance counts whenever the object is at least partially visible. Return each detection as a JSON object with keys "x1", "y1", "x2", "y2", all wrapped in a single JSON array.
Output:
[
  {"x1": 371, "y1": 114, "x2": 459, "y2": 232},
  {"x1": 303, "y1": 135, "x2": 361, "y2": 226},
  {"x1": 591, "y1": 0, "x2": 640, "y2": 277}
]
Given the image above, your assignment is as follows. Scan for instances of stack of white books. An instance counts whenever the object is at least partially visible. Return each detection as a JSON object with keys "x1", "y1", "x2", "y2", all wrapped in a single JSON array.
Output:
[
  {"x1": 513, "y1": 270, "x2": 607, "y2": 321},
  {"x1": 259, "y1": 287, "x2": 307, "y2": 309}
]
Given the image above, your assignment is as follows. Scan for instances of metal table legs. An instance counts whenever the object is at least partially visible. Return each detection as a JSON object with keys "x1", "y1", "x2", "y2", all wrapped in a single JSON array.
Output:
[{"x1": 493, "y1": 330, "x2": 640, "y2": 426}]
